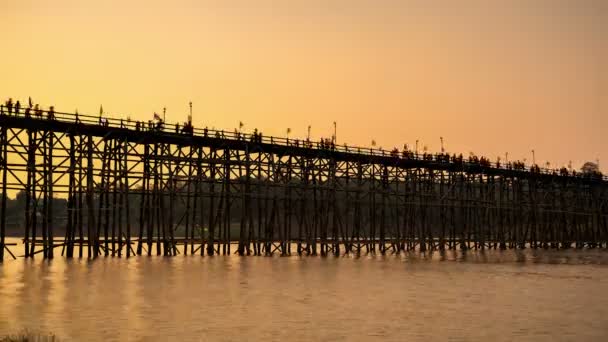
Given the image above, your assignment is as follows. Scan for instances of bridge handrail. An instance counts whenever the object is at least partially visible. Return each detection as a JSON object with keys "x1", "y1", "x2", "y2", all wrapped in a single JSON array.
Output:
[{"x1": 0, "y1": 104, "x2": 606, "y2": 182}]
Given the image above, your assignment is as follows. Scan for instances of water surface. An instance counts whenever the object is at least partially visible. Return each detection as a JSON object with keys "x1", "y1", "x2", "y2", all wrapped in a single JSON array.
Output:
[{"x1": 1, "y1": 241, "x2": 607, "y2": 341}]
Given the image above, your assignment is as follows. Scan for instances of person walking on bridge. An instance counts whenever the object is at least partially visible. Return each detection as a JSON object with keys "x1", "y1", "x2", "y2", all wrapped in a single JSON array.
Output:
[
  {"x1": 5, "y1": 98, "x2": 13, "y2": 115},
  {"x1": 34, "y1": 104, "x2": 41, "y2": 118}
]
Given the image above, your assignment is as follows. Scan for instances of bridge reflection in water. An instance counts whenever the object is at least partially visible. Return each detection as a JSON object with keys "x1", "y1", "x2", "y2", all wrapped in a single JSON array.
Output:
[{"x1": 0, "y1": 106, "x2": 606, "y2": 261}]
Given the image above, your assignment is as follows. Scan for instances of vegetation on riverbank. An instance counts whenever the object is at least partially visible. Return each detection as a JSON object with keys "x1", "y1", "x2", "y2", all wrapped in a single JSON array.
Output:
[{"x1": 0, "y1": 331, "x2": 58, "y2": 342}]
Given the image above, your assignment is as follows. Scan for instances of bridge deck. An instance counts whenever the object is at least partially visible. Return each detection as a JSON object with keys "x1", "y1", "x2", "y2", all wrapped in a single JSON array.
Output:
[{"x1": 0, "y1": 108, "x2": 604, "y2": 182}]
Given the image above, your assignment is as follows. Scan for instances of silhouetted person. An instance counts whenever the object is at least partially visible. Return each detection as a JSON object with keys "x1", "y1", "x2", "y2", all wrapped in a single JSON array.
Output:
[
  {"x1": 48, "y1": 106, "x2": 55, "y2": 120},
  {"x1": 181, "y1": 123, "x2": 192, "y2": 135},
  {"x1": 6, "y1": 98, "x2": 13, "y2": 114},
  {"x1": 14, "y1": 100, "x2": 21, "y2": 115}
]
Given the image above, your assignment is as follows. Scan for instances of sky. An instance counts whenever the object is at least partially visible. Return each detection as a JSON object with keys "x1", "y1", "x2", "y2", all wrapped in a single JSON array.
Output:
[{"x1": 1, "y1": 0, "x2": 606, "y2": 169}]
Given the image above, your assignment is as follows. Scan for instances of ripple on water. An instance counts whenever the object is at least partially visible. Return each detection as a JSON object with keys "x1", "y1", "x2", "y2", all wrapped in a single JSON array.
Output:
[{"x1": 1, "y1": 239, "x2": 607, "y2": 341}]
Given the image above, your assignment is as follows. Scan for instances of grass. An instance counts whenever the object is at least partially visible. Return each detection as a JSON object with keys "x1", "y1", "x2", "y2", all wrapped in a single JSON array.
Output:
[{"x1": 0, "y1": 330, "x2": 58, "y2": 342}]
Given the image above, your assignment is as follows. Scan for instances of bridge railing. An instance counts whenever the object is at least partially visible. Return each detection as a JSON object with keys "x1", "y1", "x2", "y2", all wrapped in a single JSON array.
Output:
[{"x1": 0, "y1": 104, "x2": 606, "y2": 181}]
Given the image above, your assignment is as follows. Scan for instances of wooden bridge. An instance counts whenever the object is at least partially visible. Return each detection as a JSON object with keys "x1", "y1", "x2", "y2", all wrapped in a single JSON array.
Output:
[{"x1": 0, "y1": 105, "x2": 606, "y2": 261}]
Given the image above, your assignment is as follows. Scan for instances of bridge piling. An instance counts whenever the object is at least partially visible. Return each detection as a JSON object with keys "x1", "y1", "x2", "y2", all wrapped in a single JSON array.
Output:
[{"x1": 0, "y1": 126, "x2": 7, "y2": 262}]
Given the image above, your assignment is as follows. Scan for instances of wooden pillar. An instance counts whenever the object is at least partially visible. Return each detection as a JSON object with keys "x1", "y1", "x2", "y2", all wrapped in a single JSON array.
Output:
[
  {"x1": 153, "y1": 142, "x2": 161, "y2": 256},
  {"x1": 97, "y1": 138, "x2": 109, "y2": 257},
  {"x1": 194, "y1": 145, "x2": 203, "y2": 256},
  {"x1": 256, "y1": 151, "x2": 264, "y2": 256},
  {"x1": 223, "y1": 147, "x2": 231, "y2": 255},
  {"x1": 86, "y1": 135, "x2": 96, "y2": 258},
  {"x1": 184, "y1": 146, "x2": 193, "y2": 255},
  {"x1": 123, "y1": 140, "x2": 132, "y2": 257},
  {"x1": 354, "y1": 162, "x2": 363, "y2": 254},
  {"x1": 207, "y1": 147, "x2": 216, "y2": 256},
  {"x1": 137, "y1": 143, "x2": 149, "y2": 255},
  {"x1": 285, "y1": 154, "x2": 294, "y2": 256},
  {"x1": 24, "y1": 130, "x2": 36, "y2": 257},
  {"x1": 41, "y1": 131, "x2": 49, "y2": 258},
  {"x1": 0, "y1": 127, "x2": 7, "y2": 262},
  {"x1": 238, "y1": 145, "x2": 250, "y2": 255},
  {"x1": 379, "y1": 165, "x2": 388, "y2": 254},
  {"x1": 77, "y1": 135, "x2": 84, "y2": 258},
  {"x1": 66, "y1": 134, "x2": 76, "y2": 258},
  {"x1": 111, "y1": 139, "x2": 119, "y2": 256}
]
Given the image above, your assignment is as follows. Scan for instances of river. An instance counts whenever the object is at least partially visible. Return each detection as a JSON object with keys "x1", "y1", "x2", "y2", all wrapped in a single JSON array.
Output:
[{"x1": 1, "y1": 239, "x2": 607, "y2": 341}]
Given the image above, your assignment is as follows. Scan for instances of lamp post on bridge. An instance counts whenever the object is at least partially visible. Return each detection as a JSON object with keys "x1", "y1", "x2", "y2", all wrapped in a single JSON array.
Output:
[{"x1": 333, "y1": 121, "x2": 337, "y2": 144}]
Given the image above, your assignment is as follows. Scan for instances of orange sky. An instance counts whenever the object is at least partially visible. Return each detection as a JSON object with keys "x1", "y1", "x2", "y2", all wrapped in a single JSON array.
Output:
[{"x1": 1, "y1": 0, "x2": 606, "y2": 169}]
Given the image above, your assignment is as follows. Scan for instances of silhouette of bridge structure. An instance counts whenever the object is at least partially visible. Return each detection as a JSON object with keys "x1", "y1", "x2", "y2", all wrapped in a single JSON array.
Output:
[{"x1": 0, "y1": 104, "x2": 606, "y2": 261}]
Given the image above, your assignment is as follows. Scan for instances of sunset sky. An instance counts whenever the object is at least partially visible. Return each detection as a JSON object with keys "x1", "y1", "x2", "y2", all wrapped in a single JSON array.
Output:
[{"x1": 1, "y1": 0, "x2": 605, "y2": 169}]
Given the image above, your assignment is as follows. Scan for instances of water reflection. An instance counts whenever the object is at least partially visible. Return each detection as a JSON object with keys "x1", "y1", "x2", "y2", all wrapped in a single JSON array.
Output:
[{"x1": 1, "y1": 238, "x2": 607, "y2": 341}]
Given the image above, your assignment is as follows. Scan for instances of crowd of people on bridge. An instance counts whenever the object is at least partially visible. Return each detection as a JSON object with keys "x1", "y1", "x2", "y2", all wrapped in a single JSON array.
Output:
[
  {"x1": 2, "y1": 97, "x2": 603, "y2": 180},
  {"x1": 377, "y1": 146, "x2": 602, "y2": 179},
  {"x1": 1, "y1": 97, "x2": 54, "y2": 119},
  {"x1": 250, "y1": 129, "x2": 263, "y2": 143}
]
